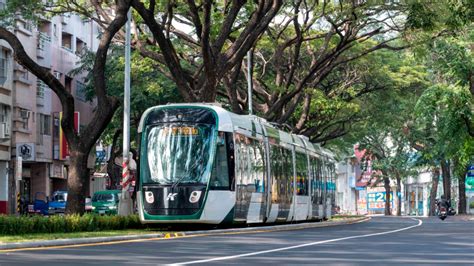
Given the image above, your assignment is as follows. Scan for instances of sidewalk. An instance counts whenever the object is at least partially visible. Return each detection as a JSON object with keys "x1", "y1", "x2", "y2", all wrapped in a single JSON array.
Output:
[
  {"x1": 0, "y1": 217, "x2": 368, "y2": 251},
  {"x1": 449, "y1": 214, "x2": 474, "y2": 221}
]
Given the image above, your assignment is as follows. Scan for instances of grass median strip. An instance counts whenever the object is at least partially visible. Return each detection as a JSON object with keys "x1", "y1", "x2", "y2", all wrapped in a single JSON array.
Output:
[
  {"x1": 0, "y1": 229, "x2": 163, "y2": 243},
  {"x1": 330, "y1": 215, "x2": 365, "y2": 221},
  {"x1": 0, "y1": 216, "x2": 367, "y2": 245}
]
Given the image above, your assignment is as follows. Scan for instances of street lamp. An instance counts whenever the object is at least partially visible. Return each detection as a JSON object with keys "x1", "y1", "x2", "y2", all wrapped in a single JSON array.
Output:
[{"x1": 118, "y1": 9, "x2": 133, "y2": 216}]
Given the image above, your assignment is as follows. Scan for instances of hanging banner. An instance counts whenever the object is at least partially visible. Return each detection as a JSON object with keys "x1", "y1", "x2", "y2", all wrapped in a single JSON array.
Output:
[{"x1": 59, "y1": 112, "x2": 80, "y2": 160}]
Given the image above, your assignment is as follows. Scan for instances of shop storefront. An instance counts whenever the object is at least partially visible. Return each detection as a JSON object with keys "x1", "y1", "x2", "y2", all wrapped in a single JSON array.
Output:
[{"x1": 405, "y1": 172, "x2": 432, "y2": 216}]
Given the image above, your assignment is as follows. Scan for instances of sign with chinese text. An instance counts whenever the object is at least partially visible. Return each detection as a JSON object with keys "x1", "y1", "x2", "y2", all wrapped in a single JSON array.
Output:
[{"x1": 367, "y1": 191, "x2": 393, "y2": 210}]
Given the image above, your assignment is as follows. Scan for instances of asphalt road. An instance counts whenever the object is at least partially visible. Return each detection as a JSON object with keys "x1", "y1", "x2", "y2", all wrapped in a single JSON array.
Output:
[{"x1": 1, "y1": 216, "x2": 473, "y2": 265}]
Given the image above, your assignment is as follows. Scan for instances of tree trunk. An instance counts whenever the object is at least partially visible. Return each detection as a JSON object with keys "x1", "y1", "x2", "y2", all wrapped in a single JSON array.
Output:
[
  {"x1": 107, "y1": 129, "x2": 122, "y2": 189},
  {"x1": 429, "y1": 168, "x2": 440, "y2": 216},
  {"x1": 65, "y1": 150, "x2": 89, "y2": 215},
  {"x1": 384, "y1": 176, "x2": 392, "y2": 216},
  {"x1": 458, "y1": 166, "x2": 468, "y2": 214},
  {"x1": 396, "y1": 173, "x2": 401, "y2": 216},
  {"x1": 441, "y1": 159, "x2": 451, "y2": 200}
]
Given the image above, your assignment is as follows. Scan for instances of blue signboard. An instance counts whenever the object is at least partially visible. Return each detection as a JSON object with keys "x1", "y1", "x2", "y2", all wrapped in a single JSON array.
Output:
[
  {"x1": 468, "y1": 165, "x2": 474, "y2": 178},
  {"x1": 367, "y1": 192, "x2": 393, "y2": 210}
]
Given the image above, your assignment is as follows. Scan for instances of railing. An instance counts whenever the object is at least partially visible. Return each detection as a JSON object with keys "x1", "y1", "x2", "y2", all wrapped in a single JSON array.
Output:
[{"x1": 37, "y1": 32, "x2": 51, "y2": 59}]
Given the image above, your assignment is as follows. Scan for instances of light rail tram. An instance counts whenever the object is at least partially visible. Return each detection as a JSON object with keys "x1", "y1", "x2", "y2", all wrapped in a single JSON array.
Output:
[{"x1": 137, "y1": 104, "x2": 336, "y2": 224}]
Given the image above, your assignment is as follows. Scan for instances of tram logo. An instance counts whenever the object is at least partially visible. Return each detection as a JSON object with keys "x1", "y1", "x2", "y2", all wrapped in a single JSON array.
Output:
[
  {"x1": 166, "y1": 193, "x2": 178, "y2": 201},
  {"x1": 145, "y1": 191, "x2": 155, "y2": 204},
  {"x1": 189, "y1": 191, "x2": 202, "y2": 203}
]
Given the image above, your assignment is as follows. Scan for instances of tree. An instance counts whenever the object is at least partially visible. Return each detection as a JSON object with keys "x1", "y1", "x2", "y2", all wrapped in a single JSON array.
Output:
[
  {"x1": 0, "y1": 0, "x2": 132, "y2": 214},
  {"x1": 225, "y1": 1, "x2": 411, "y2": 139},
  {"x1": 414, "y1": 84, "x2": 473, "y2": 213},
  {"x1": 328, "y1": 48, "x2": 428, "y2": 215},
  {"x1": 71, "y1": 45, "x2": 182, "y2": 188},
  {"x1": 125, "y1": 0, "x2": 284, "y2": 102},
  {"x1": 357, "y1": 90, "x2": 420, "y2": 216}
]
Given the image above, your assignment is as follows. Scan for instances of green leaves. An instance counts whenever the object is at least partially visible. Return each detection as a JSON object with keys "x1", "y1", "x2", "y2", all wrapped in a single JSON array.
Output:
[{"x1": 415, "y1": 84, "x2": 472, "y2": 158}]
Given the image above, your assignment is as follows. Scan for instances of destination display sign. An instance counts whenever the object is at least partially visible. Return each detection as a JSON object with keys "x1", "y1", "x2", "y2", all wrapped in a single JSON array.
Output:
[{"x1": 163, "y1": 126, "x2": 199, "y2": 136}]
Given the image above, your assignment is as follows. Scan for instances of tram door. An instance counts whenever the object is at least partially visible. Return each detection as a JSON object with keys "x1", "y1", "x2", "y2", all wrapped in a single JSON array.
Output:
[
  {"x1": 234, "y1": 133, "x2": 269, "y2": 223},
  {"x1": 310, "y1": 157, "x2": 323, "y2": 219}
]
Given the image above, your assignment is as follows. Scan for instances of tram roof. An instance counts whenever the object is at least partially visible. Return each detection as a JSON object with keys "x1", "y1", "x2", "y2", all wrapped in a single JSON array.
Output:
[{"x1": 138, "y1": 103, "x2": 335, "y2": 158}]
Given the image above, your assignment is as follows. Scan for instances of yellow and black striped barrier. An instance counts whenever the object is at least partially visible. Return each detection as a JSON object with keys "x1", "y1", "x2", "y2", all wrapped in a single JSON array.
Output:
[{"x1": 16, "y1": 192, "x2": 21, "y2": 213}]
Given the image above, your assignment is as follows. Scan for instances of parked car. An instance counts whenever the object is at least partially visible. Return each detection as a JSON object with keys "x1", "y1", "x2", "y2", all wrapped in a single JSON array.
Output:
[
  {"x1": 33, "y1": 191, "x2": 67, "y2": 215},
  {"x1": 92, "y1": 190, "x2": 121, "y2": 215}
]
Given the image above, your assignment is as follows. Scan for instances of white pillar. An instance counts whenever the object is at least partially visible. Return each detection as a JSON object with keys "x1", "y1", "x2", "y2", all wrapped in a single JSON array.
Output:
[
  {"x1": 423, "y1": 183, "x2": 429, "y2": 217},
  {"x1": 415, "y1": 184, "x2": 419, "y2": 216},
  {"x1": 118, "y1": 9, "x2": 133, "y2": 216}
]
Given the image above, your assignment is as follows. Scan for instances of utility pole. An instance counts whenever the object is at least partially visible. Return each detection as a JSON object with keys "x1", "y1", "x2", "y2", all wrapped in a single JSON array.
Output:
[
  {"x1": 118, "y1": 9, "x2": 133, "y2": 216},
  {"x1": 247, "y1": 50, "x2": 253, "y2": 115},
  {"x1": 15, "y1": 156, "x2": 22, "y2": 215}
]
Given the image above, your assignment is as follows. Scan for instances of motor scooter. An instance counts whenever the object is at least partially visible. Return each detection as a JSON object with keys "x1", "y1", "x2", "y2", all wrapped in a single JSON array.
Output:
[
  {"x1": 437, "y1": 206, "x2": 448, "y2": 220},
  {"x1": 448, "y1": 207, "x2": 456, "y2": 216}
]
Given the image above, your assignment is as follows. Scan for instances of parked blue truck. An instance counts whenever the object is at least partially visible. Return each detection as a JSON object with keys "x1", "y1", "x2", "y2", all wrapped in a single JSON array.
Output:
[{"x1": 33, "y1": 191, "x2": 67, "y2": 215}]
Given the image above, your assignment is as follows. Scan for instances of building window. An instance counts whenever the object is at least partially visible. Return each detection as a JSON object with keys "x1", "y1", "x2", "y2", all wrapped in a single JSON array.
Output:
[
  {"x1": 39, "y1": 113, "x2": 51, "y2": 135},
  {"x1": 61, "y1": 32, "x2": 73, "y2": 52},
  {"x1": 0, "y1": 104, "x2": 8, "y2": 123},
  {"x1": 16, "y1": 65, "x2": 29, "y2": 81},
  {"x1": 23, "y1": 21, "x2": 33, "y2": 32},
  {"x1": 75, "y1": 81, "x2": 87, "y2": 102},
  {"x1": 36, "y1": 79, "x2": 48, "y2": 98},
  {"x1": 37, "y1": 32, "x2": 51, "y2": 51},
  {"x1": 0, "y1": 49, "x2": 7, "y2": 84},
  {"x1": 19, "y1": 108, "x2": 30, "y2": 130},
  {"x1": 53, "y1": 24, "x2": 57, "y2": 39}
]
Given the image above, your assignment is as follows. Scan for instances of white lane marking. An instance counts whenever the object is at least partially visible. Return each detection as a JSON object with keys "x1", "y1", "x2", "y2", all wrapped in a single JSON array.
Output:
[{"x1": 173, "y1": 218, "x2": 422, "y2": 265}]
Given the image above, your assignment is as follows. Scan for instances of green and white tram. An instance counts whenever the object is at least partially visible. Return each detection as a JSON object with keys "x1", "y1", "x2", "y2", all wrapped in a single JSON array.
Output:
[{"x1": 137, "y1": 104, "x2": 336, "y2": 224}]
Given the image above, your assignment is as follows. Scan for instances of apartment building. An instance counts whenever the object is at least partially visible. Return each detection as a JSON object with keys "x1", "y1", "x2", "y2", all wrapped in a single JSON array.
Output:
[
  {"x1": 6, "y1": 13, "x2": 100, "y2": 214},
  {"x1": 0, "y1": 39, "x2": 13, "y2": 214}
]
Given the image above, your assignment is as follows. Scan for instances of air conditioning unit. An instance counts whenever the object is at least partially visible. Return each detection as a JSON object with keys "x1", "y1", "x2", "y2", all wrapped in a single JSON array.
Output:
[
  {"x1": 19, "y1": 109, "x2": 30, "y2": 119},
  {"x1": 0, "y1": 122, "x2": 7, "y2": 139},
  {"x1": 4, "y1": 122, "x2": 10, "y2": 136}
]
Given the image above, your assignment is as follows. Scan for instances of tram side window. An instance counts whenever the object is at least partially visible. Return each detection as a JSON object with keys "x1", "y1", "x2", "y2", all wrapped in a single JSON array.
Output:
[
  {"x1": 270, "y1": 145, "x2": 292, "y2": 203},
  {"x1": 310, "y1": 157, "x2": 318, "y2": 202},
  {"x1": 316, "y1": 158, "x2": 323, "y2": 204},
  {"x1": 250, "y1": 139, "x2": 266, "y2": 193},
  {"x1": 282, "y1": 148, "x2": 293, "y2": 195},
  {"x1": 210, "y1": 132, "x2": 230, "y2": 190},
  {"x1": 295, "y1": 152, "x2": 308, "y2": 196},
  {"x1": 234, "y1": 134, "x2": 245, "y2": 186},
  {"x1": 322, "y1": 161, "x2": 328, "y2": 200},
  {"x1": 270, "y1": 145, "x2": 281, "y2": 203},
  {"x1": 234, "y1": 134, "x2": 266, "y2": 193}
]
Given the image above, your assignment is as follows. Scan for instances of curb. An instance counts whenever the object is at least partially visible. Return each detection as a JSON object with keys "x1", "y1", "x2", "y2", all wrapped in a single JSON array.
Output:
[{"x1": 0, "y1": 217, "x2": 369, "y2": 251}]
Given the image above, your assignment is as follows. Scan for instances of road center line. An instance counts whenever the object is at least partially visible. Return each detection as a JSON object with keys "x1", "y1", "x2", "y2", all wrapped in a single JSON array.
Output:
[{"x1": 173, "y1": 218, "x2": 422, "y2": 265}]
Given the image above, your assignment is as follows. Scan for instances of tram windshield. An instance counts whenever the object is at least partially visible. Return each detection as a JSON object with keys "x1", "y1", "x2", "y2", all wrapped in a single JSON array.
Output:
[{"x1": 145, "y1": 123, "x2": 215, "y2": 185}]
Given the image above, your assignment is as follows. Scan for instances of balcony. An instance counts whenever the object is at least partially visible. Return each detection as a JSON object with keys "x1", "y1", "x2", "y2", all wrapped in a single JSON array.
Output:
[
  {"x1": 37, "y1": 32, "x2": 51, "y2": 67},
  {"x1": 36, "y1": 79, "x2": 47, "y2": 107}
]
